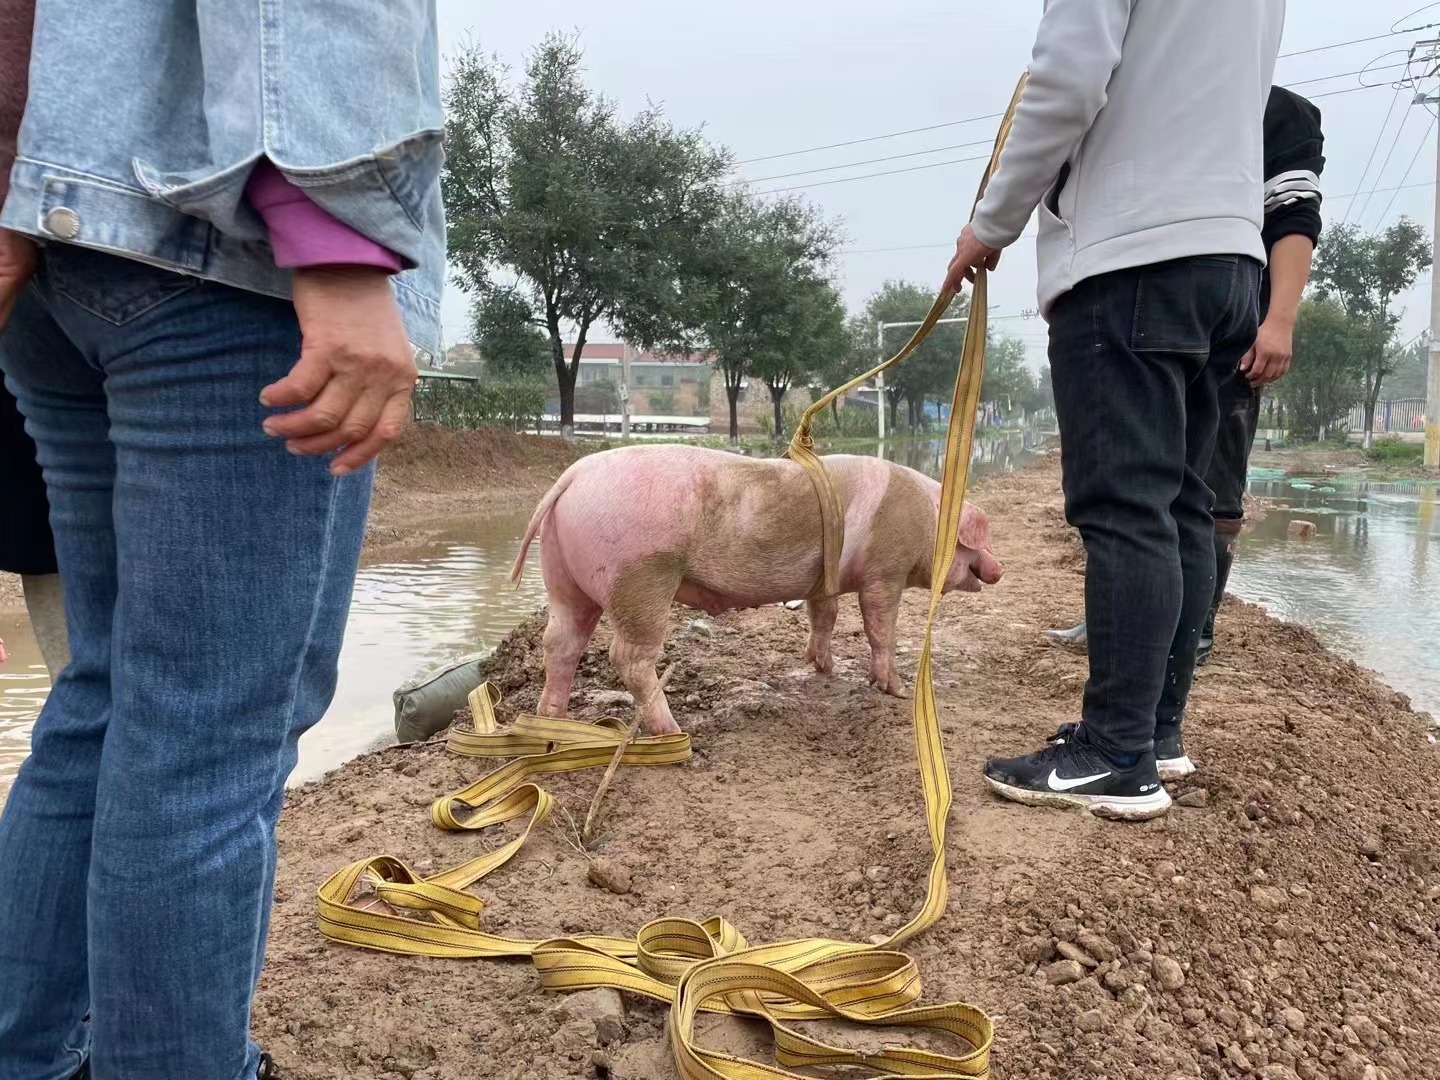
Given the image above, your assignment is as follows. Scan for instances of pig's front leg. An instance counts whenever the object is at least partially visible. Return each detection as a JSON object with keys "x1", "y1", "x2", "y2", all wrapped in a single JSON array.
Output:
[
  {"x1": 805, "y1": 596, "x2": 839, "y2": 675},
  {"x1": 859, "y1": 582, "x2": 907, "y2": 698}
]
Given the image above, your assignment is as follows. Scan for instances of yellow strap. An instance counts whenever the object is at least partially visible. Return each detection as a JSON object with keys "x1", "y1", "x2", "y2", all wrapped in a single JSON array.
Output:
[{"x1": 315, "y1": 73, "x2": 1028, "y2": 1080}]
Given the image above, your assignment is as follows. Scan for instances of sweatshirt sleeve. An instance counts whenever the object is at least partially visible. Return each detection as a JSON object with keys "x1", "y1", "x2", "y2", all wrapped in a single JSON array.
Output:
[
  {"x1": 1261, "y1": 102, "x2": 1325, "y2": 253},
  {"x1": 0, "y1": 0, "x2": 35, "y2": 209},
  {"x1": 244, "y1": 160, "x2": 402, "y2": 273},
  {"x1": 970, "y1": 0, "x2": 1136, "y2": 249}
]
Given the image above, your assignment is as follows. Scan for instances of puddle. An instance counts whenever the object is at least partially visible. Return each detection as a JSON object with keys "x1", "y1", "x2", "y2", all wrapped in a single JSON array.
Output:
[{"x1": 1231, "y1": 477, "x2": 1440, "y2": 721}]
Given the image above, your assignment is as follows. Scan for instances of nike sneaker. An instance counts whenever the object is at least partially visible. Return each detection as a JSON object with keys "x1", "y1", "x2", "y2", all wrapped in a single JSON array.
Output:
[
  {"x1": 983, "y1": 738, "x2": 1171, "y2": 820},
  {"x1": 1049, "y1": 721, "x2": 1195, "y2": 782}
]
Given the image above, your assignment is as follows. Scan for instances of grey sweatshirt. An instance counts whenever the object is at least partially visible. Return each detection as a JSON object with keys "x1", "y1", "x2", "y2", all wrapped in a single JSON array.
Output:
[{"x1": 971, "y1": 0, "x2": 1286, "y2": 316}]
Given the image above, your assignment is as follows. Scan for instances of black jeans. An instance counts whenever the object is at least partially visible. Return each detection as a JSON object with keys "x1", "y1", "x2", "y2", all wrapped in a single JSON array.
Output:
[
  {"x1": 1205, "y1": 371, "x2": 1262, "y2": 525},
  {"x1": 1050, "y1": 256, "x2": 1260, "y2": 758}
]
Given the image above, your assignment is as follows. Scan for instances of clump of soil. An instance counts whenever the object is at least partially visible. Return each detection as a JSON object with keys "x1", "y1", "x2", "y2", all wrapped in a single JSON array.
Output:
[{"x1": 257, "y1": 459, "x2": 1440, "y2": 1080}]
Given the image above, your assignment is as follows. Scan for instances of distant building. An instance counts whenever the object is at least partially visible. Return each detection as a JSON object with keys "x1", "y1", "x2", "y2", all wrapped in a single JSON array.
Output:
[{"x1": 441, "y1": 342, "x2": 484, "y2": 377}]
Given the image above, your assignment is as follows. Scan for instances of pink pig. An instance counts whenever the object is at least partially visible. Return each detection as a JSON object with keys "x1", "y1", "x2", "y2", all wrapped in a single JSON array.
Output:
[{"x1": 511, "y1": 445, "x2": 1002, "y2": 734}]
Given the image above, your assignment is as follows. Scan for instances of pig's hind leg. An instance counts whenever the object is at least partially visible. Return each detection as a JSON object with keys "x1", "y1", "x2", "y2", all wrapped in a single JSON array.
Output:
[
  {"x1": 805, "y1": 596, "x2": 838, "y2": 675},
  {"x1": 860, "y1": 581, "x2": 907, "y2": 698},
  {"x1": 607, "y1": 556, "x2": 685, "y2": 735},
  {"x1": 537, "y1": 531, "x2": 602, "y2": 718}
]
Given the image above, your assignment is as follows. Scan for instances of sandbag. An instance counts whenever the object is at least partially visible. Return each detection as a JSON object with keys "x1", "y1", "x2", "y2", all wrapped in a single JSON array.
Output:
[{"x1": 393, "y1": 652, "x2": 488, "y2": 743}]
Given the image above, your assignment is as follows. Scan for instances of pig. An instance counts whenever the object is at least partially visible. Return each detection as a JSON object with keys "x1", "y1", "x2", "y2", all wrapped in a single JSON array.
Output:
[{"x1": 510, "y1": 445, "x2": 1003, "y2": 735}]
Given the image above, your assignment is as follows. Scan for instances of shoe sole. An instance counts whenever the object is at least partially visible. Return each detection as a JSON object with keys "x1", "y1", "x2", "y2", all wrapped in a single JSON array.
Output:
[
  {"x1": 1043, "y1": 635, "x2": 1088, "y2": 654},
  {"x1": 1157, "y1": 755, "x2": 1196, "y2": 781},
  {"x1": 984, "y1": 776, "x2": 1172, "y2": 821}
]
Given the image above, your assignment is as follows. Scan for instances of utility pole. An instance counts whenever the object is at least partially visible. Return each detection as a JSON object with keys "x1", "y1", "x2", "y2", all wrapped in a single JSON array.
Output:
[
  {"x1": 1414, "y1": 44, "x2": 1440, "y2": 468},
  {"x1": 1430, "y1": 97, "x2": 1440, "y2": 468}
]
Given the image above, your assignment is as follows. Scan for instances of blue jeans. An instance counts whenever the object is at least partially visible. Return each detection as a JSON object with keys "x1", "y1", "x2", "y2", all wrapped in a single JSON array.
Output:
[
  {"x1": 1049, "y1": 256, "x2": 1260, "y2": 757},
  {"x1": 0, "y1": 245, "x2": 372, "y2": 1080}
]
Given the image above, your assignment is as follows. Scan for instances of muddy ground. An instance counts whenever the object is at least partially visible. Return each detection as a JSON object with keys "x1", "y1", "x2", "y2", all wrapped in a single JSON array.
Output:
[{"x1": 257, "y1": 454, "x2": 1440, "y2": 1080}]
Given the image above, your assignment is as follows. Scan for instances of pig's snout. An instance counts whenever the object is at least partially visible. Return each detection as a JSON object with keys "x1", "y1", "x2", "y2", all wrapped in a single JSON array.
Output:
[{"x1": 977, "y1": 550, "x2": 1003, "y2": 585}]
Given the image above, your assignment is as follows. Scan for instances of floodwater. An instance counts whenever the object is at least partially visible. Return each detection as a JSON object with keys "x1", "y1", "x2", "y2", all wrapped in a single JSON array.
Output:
[
  {"x1": 1229, "y1": 475, "x2": 1440, "y2": 722},
  {"x1": 41, "y1": 427, "x2": 1403, "y2": 793}
]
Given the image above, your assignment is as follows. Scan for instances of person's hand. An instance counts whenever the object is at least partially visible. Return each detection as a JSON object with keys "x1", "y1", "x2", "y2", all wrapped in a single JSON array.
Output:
[
  {"x1": 942, "y1": 224, "x2": 1001, "y2": 294},
  {"x1": 1239, "y1": 316, "x2": 1295, "y2": 387},
  {"x1": 0, "y1": 228, "x2": 36, "y2": 330},
  {"x1": 261, "y1": 266, "x2": 417, "y2": 476}
]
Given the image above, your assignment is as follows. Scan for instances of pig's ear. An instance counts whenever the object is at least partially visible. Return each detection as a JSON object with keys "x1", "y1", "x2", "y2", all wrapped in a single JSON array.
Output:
[{"x1": 958, "y1": 502, "x2": 990, "y2": 551}]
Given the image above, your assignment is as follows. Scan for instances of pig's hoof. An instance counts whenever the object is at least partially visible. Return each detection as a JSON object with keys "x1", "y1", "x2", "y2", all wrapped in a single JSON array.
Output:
[
  {"x1": 869, "y1": 673, "x2": 909, "y2": 699},
  {"x1": 645, "y1": 716, "x2": 683, "y2": 736},
  {"x1": 806, "y1": 647, "x2": 835, "y2": 675}
]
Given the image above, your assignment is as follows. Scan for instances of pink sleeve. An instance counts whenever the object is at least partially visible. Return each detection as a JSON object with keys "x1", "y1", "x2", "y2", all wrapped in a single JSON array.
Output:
[{"x1": 244, "y1": 159, "x2": 402, "y2": 273}]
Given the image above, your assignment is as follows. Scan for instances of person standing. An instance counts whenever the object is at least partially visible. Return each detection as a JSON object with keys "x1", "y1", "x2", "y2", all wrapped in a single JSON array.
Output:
[
  {"x1": 0, "y1": 3, "x2": 443, "y2": 1079},
  {"x1": 1043, "y1": 86, "x2": 1327, "y2": 684},
  {"x1": 943, "y1": 0, "x2": 1285, "y2": 819}
]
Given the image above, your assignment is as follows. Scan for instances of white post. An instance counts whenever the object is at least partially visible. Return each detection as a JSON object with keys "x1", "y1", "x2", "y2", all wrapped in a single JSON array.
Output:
[
  {"x1": 620, "y1": 343, "x2": 632, "y2": 441},
  {"x1": 876, "y1": 321, "x2": 887, "y2": 443}
]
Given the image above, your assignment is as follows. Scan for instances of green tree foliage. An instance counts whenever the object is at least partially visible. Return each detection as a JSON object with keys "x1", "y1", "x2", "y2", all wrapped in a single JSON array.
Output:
[
  {"x1": 469, "y1": 288, "x2": 550, "y2": 381},
  {"x1": 1275, "y1": 297, "x2": 1373, "y2": 441},
  {"x1": 980, "y1": 334, "x2": 1037, "y2": 416},
  {"x1": 686, "y1": 193, "x2": 843, "y2": 443},
  {"x1": 443, "y1": 34, "x2": 730, "y2": 435},
  {"x1": 1310, "y1": 220, "x2": 1432, "y2": 446},
  {"x1": 854, "y1": 281, "x2": 968, "y2": 433}
]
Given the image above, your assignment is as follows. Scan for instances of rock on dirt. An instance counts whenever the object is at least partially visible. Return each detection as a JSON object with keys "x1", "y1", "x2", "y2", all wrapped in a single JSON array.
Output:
[
  {"x1": 587, "y1": 858, "x2": 633, "y2": 896},
  {"x1": 1046, "y1": 959, "x2": 1086, "y2": 986},
  {"x1": 1251, "y1": 884, "x2": 1289, "y2": 911},
  {"x1": 1152, "y1": 955, "x2": 1185, "y2": 991}
]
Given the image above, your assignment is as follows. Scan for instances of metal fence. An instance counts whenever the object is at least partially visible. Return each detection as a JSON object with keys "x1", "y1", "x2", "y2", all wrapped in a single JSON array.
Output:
[{"x1": 1348, "y1": 398, "x2": 1426, "y2": 434}]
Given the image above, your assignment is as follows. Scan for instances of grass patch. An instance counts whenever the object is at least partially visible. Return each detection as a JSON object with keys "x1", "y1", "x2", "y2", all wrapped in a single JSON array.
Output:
[{"x1": 1363, "y1": 436, "x2": 1424, "y2": 466}]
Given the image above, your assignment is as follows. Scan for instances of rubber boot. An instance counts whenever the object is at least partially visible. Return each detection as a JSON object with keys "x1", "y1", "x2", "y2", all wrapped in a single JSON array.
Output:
[{"x1": 1196, "y1": 529, "x2": 1237, "y2": 666}]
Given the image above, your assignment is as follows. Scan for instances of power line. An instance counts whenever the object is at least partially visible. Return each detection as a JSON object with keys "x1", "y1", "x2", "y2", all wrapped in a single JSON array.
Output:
[
  {"x1": 754, "y1": 152, "x2": 993, "y2": 196},
  {"x1": 746, "y1": 66, "x2": 1409, "y2": 197},
  {"x1": 1356, "y1": 109, "x2": 1416, "y2": 225},
  {"x1": 732, "y1": 28, "x2": 1439, "y2": 169},
  {"x1": 1373, "y1": 119, "x2": 1437, "y2": 228},
  {"x1": 734, "y1": 114, "x2": 1003, "y2": 166},
  {"x1": 739, "y1": 137, "x2": 995, "y2": 185}
]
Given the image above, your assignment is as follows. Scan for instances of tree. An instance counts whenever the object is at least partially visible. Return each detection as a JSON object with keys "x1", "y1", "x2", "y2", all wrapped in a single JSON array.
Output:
[
  {"x1": 443, "y1": 35, "x2": 730, "y2": 436},
  {"x1": 1310, "y1": 220, "x2": 1432, "y2": 447},
  {"x1": 469, "y1": 288, "x2": 550, "y2": 380},
  {"x1": 1384, "y1": 333, "x2": 1428, "y2": 400},
  {"x1": 687, "y1": 193, "x2": 842, "y2": 443},
  {"x1": 746, "y1": 275, "x2": 848, "y2": 441},
  {"x1": 980, "y1": 334, "x2": 1035, "y2": 417},
  {"x1": 856, "y1": 281, "x2": 968, "y2": 434},
  {"x1": 1275, "y1": 297, "x2": 1371, "y2": 440}
]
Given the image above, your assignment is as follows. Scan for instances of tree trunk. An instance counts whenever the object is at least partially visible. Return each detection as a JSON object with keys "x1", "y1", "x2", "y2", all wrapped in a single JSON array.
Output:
[
  {"x1": 547, "y1": 314, "x2": 572, "y2": 438},
  {"x1": 768, "y1": 383, "x2": 787, "y2": 443},
  {"x1": 829, "y1": 397, "x2": 840, "y2": 430},
  {"x1": 886, "y1": 390, "x2": 901, "y2": 435},
  {"x1": 1363, "y1": 368, "x2": 1386, "y2": 450},
  {"x1": 560, "y1": 323, "x2": 591, "y2": 441},
  {"x1": 726, "y1": 381, "x2": 741, "y2": 445}
]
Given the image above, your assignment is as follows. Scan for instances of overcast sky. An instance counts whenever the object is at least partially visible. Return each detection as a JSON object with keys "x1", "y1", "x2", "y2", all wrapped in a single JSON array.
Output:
[{"x1": 434, "y1": 0, "x2": 1440, "y2": 370}]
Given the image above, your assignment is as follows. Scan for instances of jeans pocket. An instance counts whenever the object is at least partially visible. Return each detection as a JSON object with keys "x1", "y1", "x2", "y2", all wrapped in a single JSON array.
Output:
[
  {"x1": 1129, "y1": 256, "x2": 1238, "y2": 355},
  {"x1": 45, "y1": 244, "x2": 200, "y2": 327}
]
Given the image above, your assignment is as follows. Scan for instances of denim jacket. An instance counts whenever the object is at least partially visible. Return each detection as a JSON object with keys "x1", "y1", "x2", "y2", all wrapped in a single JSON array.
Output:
[{"x1": 0, "y1": 1, "x2": 445, "y2": 357}]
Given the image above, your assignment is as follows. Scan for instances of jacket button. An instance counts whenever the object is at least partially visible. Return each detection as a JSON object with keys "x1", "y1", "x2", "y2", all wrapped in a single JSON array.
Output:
[{"x1": 45, "y1": 207, "x2": 81, "y2": 239}]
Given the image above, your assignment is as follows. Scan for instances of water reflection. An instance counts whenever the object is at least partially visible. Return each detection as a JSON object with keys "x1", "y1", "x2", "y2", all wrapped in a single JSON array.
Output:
[{"x1": 1232, "y1": 478, "x2": 1440, "y2": 720}]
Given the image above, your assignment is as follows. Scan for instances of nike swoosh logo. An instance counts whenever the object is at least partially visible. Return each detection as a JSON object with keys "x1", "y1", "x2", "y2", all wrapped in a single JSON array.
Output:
[{"x1": 1047, "y1": 768, "x2": 1112, "y2": 792}]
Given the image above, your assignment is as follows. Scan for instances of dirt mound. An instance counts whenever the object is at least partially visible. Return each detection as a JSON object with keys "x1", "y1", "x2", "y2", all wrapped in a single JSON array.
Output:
[
  {"x1": 258, "y1": 459, "x2": 1440, "y2": 1080},
  {"x1": 376, "y1": 424, "x2": 582, "y2": 496}
]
